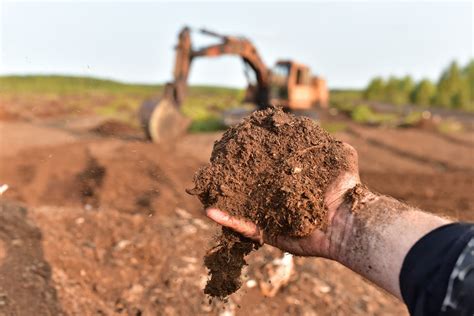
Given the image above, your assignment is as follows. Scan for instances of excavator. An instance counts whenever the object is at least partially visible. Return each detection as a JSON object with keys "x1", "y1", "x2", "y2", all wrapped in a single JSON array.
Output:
[{"x1": 139, "y1": 26, "x2": 329, "y2": 143}]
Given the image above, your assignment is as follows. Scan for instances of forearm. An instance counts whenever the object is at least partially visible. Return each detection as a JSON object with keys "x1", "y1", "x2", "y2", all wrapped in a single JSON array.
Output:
[{"x1": 327, "y1": 185, "x2": 452, "y2": 299}]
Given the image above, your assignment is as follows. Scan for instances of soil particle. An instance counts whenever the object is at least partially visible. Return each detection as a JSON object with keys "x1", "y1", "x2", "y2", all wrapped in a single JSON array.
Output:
[
  {"x1": 188, "y1": 106, "x2": 349, "y2": 298},
  {"x1": 344, "y1": 184, "x2": 373, "y2": 213}
]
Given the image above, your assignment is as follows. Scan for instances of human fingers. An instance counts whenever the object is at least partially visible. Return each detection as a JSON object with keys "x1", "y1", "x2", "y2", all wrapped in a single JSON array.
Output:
[
  {"x1": 264, "y1": 229, "x2": 330, "y2": 257},
  {"x1": 205, "y1": 208, "x2": 263, "y2": 243}
]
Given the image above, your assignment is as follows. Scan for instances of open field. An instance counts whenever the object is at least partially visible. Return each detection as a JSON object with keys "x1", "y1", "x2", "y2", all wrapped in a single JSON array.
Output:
[
  {"x1": 0, "y1": 76, "x2": 473, "y2": 315},
  {"x1": 0, "y1": 75, "x2": 244, "y2": 132}
]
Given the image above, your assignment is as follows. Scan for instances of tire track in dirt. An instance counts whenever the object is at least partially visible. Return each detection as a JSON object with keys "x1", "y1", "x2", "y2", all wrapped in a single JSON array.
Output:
[
  {"x1": 433, "y1": 131, "x2": 474, "y2": 148},
  {"x1": 346, "y1": 127, "x2": 474, "y2": 172}
]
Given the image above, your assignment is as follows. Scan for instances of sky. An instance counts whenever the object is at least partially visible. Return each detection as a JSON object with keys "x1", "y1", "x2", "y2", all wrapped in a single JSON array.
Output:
[{"x1": 0, "y1": 1, "x2": 472, "y2": 89}]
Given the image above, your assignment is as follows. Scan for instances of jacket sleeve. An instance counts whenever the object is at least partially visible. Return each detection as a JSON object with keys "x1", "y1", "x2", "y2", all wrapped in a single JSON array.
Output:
[{"x1": 399, "y1": 223, "x2": 474, "y2": 316}]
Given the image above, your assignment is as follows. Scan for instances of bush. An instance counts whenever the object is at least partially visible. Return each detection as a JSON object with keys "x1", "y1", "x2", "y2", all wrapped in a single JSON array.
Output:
[
  {"x1": 351, "y1": 105, "x2": 397, "y2": 125},
  {"x1": 351, "y1": 105, "x2": 374, "y2": 123}
]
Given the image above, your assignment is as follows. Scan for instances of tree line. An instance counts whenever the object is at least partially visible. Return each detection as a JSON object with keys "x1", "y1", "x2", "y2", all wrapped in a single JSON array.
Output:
[{"x1": 364, "y1": 60, "x2": 473, "y2": 110}]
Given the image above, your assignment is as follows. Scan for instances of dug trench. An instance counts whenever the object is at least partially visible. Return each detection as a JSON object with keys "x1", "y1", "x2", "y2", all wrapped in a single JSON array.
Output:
[{"x1": 188, "y1": 107, "x2": 351, "y2": 298}]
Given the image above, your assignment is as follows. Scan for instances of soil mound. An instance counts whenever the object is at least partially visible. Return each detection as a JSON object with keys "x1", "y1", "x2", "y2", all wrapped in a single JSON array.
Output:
[
  {"x1": 188, "y1": 106, "x2": 349, "y2": 298},
  {"x1": 76, "y1": 156, "x2": 106, "y2": 207},
  {"x1": 91, "y1": 119, "x2": 142, "y2": 139},
  {"x1": 0, "y1": 200, "x2": 62, "y2": 315}
]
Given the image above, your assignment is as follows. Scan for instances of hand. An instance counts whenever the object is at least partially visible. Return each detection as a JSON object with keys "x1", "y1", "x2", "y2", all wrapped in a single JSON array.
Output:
[{"x1": 206, "y1": 143, "x2": 360, "y2": 259}]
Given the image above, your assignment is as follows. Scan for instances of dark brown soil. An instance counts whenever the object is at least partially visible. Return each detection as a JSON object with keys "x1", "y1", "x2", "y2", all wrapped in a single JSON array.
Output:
[
  {"x1": 76, "y1": 155, "x2": 106, "y2": 207},
  {"x1": 0, "y1": 200, "x2": 62, "y2": 315},
  {"x1": 188, "y1": 107, "x2": 349, "y2": 298},
  {"x1": 203, "y1": 228, "x2": 256, "y2": 299},
  {"x1": 90, "y1": 119, "x2": 142, "y2": 139}
]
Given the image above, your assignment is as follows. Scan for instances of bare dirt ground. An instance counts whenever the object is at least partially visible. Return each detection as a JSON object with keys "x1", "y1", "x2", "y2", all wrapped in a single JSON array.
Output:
[{"x1": 0, "y1": 108, "x2": 473, "y2": 315}]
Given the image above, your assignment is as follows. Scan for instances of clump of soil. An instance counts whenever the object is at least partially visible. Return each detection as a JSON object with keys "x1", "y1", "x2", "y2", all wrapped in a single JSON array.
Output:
[
  {"x1": 91, "y1": 119, "x2": 142, "y2": 139},
  {"x1": 203, "y1": 228, "x2": 255, "y2": 298},
  {"x1": 188, "y1": 106, "x2": 349, "y2": 298},
  {"x1": 76, "y1": 156, "x2": 106, "y2": 207}
]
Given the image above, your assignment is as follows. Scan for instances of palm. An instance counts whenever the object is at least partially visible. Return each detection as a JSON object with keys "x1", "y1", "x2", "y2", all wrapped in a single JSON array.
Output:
[{"x1": 206, "y1": 143, "x2": 360, "y2": 258}]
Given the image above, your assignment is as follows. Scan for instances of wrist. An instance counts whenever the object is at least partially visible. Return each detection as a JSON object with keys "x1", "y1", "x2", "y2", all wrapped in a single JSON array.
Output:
[
  {"x1": 325, "y1": 186, "x2": 452, "y2": 299},
  {"x1": 325, "y1": 172, "x2": 361, "y2": 216},
  {"x1": 325, "y1": 184, "x2": 377, "y2": 261}
]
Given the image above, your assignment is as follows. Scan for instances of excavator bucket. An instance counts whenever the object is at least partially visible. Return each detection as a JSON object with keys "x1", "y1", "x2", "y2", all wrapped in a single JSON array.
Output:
[{"x1": 138, "y1": 97, "x2": 191, "y2": 143}]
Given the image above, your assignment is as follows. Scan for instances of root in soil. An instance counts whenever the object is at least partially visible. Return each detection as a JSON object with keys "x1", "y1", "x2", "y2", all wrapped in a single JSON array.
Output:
[{"x1": 187, "y1": 106, "x2": 349, "y2": 299}]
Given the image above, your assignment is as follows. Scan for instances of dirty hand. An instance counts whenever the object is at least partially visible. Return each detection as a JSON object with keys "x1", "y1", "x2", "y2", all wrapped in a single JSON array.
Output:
[{"x1": 206, "y1": 143, "x2": 360, "y2": 259}]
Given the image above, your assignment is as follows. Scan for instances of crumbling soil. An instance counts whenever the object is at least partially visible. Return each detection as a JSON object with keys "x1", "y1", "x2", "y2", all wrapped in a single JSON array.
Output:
[
  {"x1": 188, "y1": 107, "x2": 349, "y2": 298},
  {"x1": 0, "y1": 200, "x2": 62, "y2": 315}
]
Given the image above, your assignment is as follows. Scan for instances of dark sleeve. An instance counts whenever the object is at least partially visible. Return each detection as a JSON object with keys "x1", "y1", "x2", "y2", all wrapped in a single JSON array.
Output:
[{"x1": 399, "y1": 222, "x2": 474, "y2": 316}]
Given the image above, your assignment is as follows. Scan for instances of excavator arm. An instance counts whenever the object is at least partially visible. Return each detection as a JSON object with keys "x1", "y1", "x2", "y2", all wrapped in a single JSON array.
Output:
[
  {"x1": 171, "y1": 27, "x2": 269, "y2": 107},
  {"x1": 168, "y1": 27, "x2": 192, "y2": 107},
  {"x1": 191, "y1": 29, "x2": 269, "y2": 106},
  {"x1": 139, "y1": 26, "x2": 270, "y2": 143}
]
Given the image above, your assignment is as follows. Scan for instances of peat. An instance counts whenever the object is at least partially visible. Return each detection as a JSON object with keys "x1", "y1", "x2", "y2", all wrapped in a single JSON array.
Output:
[{"x1": 188, "y1": 107, "x2": 349, "y2": 298}]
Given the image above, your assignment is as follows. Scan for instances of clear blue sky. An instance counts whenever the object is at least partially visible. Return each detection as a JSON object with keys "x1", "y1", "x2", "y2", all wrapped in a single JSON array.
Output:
[{"x1": 0, "y1": 1, "x2": 472, "y2": 88}]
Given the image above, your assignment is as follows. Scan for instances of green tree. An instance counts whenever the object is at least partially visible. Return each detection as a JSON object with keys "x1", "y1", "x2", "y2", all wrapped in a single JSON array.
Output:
[
  {"x1": 399, "y1": 75, "x2": 415, "y2": 105},
  {"x1": 363, "y1": 59, "x2": 473, "y2": 110},
  {"x1": 412, "y1": 79, "x2": 436, "y2": 106},
  {"x1": 400, "y1": 76, "x2": 414, "y2": 93},
  {"x1": 436, "y1": 61, "x2": 468, "y2": 108},
  {"x1": 384, "y1": 76, "x2": 406, "y2": 105},
  {"x1": 364, "y1": 77, "x2": 385, "y2": 101},
  {"x1": 462, "y1": 60, "x2": 474, "y2": 108}
]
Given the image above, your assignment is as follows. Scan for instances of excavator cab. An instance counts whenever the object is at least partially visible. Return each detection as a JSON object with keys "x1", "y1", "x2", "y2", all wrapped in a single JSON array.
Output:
[
  {"x1": 270, "y1": 62, "x2": 290, "y2": 101},
  {"x1": 270, "y1": 60, "x2": 328, "y2": 110}
]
